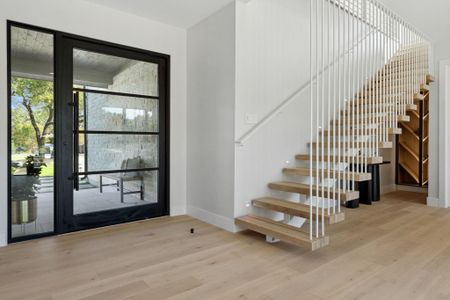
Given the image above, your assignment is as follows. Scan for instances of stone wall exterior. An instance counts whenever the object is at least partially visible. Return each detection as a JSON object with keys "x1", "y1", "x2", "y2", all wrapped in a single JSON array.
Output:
[{"x1": 85, "y1": 61, "x2": 159, "y2": 202}]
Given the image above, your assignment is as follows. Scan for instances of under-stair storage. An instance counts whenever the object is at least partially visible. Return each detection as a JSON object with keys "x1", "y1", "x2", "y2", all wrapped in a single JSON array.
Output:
[{"x1": 396, "y1": 78, "x2": 432, "y2": 186}]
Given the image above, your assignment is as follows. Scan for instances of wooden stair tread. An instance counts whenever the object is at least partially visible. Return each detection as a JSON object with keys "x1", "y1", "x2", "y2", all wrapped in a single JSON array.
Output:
[
  {"x1": 332, "y1": 115, "x2": 409, "y2": 124},
  {"x1": 342, "y1": 107, "x2": 417, "y2": 115},
  {"x1": 345, "y1": 103, "x2": 417, "y2": 111},
  {"x1": 235, "y1": 215, "x2": 329, "y2": 250},
  {"x1": 420, "y1": 84, "x2": 430, "y2": 92},
  {"x1": 353, "y1": 93, "x2": 424, "y2": 103},
  {"x1": 310, "y1": 141, "x2": 392, "y2": 149},
  {"x1": 252, "y1": 198, "x2": 345, "y2": 224},
  {"x1": 268, "y1": 181, "x2": 359, "y2": 201},
  {"x1": 282, "y1": 167, "x2": 371, "y2": 182},
  {"x1": 321, "y1": 128, "x2": 402, "y2": 135},
  {"x1": 295, "y1": 154, "x2": 383, "y2": 165}
]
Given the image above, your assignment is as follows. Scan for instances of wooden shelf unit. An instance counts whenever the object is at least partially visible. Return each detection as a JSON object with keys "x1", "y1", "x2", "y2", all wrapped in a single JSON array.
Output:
[{"x1": 396, "y1": 91, "x2": 429, "y2": 187}]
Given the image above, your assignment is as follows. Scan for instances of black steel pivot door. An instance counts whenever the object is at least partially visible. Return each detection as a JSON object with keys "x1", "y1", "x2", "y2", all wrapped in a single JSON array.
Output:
[
  {"x1": 58, "y1": 37, "x2": 169, "y2": 233},
  {"x1": 8, "y1": 21, "x2": 169, "y2": 243}
]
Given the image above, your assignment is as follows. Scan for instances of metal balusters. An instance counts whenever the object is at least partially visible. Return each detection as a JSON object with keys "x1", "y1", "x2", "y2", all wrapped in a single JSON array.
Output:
[
  {"x1": 327, "y1": 0, "x2": 331, "y2": 217},
  {"x1": 337, "y1": 0, "x2": 342, "y2": 214},
  {"x1": 309, "y1": 0, "x2": 314, "y2": 241}
]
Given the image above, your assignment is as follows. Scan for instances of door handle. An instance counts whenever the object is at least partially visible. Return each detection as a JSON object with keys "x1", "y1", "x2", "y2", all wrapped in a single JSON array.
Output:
[{"x1": 73, "y1": 92, "x2": 80, "y2": 191}]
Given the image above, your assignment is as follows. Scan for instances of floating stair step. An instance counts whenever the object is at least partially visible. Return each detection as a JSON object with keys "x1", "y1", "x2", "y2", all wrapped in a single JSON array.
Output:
[
  {"x1": 427, "y1": 74, "x2": 435, "y2": 83},
  {"x1": 406, "y1": 103, "x2": 418, "y2": 111},
  {"x1": 398, "y1": 115, "x2": 410, "y2": 122},
  {"x1": 353, "y1": 93, "x2": 424, "y2": 103},
  {"x1": 268, "y1": 181, "x2": 359, "y2": 202},
  {"x1": 377, "y1": 70, "x2": 429, "y2": 77},
  {"x1": 377, "y1": 68, "x2": 429, "y2": 75},
  {"x1": 414, "y1": 94, "x2": 425, "y2": 101},
  {"x1": 295, "y1": 154, "x2": 383, "y2": 165},
  {"x1": 283, "y1": 167, "x2": 371, "y2": 181},
  {"x1": 332, "y1": 115, "x2": 410, "y2": 124},
  {"x1": 309, "y1": 141, "x2": 392, "y2": 149},
  {"x1": 365, "y1": 83, "x2": 425, "y2": 91},
  {"x1": 344, "y1": 103, "x2": 417, "y2": 111},
  {"x1": 359, "y1": 90, "x2": 421, "y2": 97},
  {"x1": 252, "y1": 197, "x2": 345, "y2": 224},
  {"x1": 235, "y1": 215, "x2": 329, "y2": 251},
  {"x1": 420, "y1": 84, "x2": 430, "y2": 92},
  {"x1": 321, "y1": 127, "x2": 401, "y2": 135}
]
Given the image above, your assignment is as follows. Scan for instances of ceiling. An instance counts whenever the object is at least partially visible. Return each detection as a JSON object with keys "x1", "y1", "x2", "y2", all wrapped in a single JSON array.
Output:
[
  {"x1": 83, "y1": 0, "x2": 235, "y2": 28},
  {"x1": 11, "y1": 26, "x2": 138, "y2": 86}
]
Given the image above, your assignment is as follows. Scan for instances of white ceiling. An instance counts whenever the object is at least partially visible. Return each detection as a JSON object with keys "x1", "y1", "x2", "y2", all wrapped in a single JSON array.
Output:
[{"x1": 84, "y1": 0, "x2": 235, "y2": 28}]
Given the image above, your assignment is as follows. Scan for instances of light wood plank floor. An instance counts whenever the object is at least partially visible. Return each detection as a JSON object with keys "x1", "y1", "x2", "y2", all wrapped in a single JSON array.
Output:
[{"x1": 1, "y1": 191, "x2": 449, "y2": 300}]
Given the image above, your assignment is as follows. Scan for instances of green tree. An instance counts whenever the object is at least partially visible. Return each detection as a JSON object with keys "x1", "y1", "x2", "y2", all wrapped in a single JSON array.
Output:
[{"x1": 12, "y1": 77, "x2": 54, "y2": 154}]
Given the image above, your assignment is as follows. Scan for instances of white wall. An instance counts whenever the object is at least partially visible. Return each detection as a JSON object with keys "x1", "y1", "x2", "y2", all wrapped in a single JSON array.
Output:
[
  {"x1": 187, "y1": 3, "x2": 237, "y2": 231},
  {"x1": 0, "y1": 0, "x2": 187, "y2": 246},
  {"x1": 234, "y1": 0, "x2": 390, "y2": 218}
]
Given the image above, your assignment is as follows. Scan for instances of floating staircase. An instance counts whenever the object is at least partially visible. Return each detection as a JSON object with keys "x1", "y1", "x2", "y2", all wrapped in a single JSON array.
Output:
[{"x1": 235, "y1": 0, "x2": 432, "y2": 250}]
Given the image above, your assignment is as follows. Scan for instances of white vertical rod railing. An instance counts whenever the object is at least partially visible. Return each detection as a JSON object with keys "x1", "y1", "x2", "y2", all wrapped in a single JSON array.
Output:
[
  {"x1": 387, "y1": 5, "x2": 393, "y2": 132},
  {"x1": 327, "y1": 0, "x2": 331, "y2": 217},
  {"x1": 415, "y1": 31, "x2": 419, "y2": 94},
  {"x1": 332, "y1": 0, "x2": 337, "y2": 215},
  {"x1": 373, "y1": 1, "x2": 378, "y2": 146},
  {"x1": 315, "y1": 0, "x2": 319, "y2": 239},
  {"x1": 374, "y1": 2, "x2": 384, "y2": 148},
  {"x1": 381, "y1": 2, "x2": 386, "y2": 143},
  {"x1": 321, "y1": 0, "x2": 325, "y2": 237},
  {"x1": 309, "y1": 0, "x2": 313, "y2": 241},
  {"x1": 352, "y1": 1, "x2": 364, "y2": 170},
  {"x1": 382, "y1": 2, "x2": 388, "y2": 143},
  {"x1": 377, "y1": 1, "x2": 383, "y2": 144},
  {"x1": 337, "y1": 0, "x2": 342, "y2": 214},
  {"x1": 383, "y1": 3, "x2": 388, "y2": 142},
  {"x1": 394, "y1": 11, "x2": 399, "y2": 127},
  {"x1": 404, "y1": 23, "x2": 408, "y2": 106},
  {"x1": 370, "y1": 0, "x2": 375, "y2": 158},
  {"x1": 388, "y1": 6, "x2": 392, "y2": 131},
  {"x1": 351, "y1": 0, "x2": 355, "y2": 190},
  {"x1": 358, "y1": 0, "x2": 371, "y2": 172},
  {"x1": 344, "y1": 0, "x2": 349, "y2": 194},
  {"x1": 408, "y1": 25, "x2": 412, "y2": 104}
]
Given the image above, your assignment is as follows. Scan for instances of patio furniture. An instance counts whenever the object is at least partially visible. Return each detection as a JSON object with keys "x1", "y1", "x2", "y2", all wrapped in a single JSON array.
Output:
[{"x1": 99, "y1": 157, "x2": 144, "y2": 203}]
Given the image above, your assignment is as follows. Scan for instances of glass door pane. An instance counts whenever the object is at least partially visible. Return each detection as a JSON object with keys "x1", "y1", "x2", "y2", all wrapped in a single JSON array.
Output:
[
  {"x1": 9, "y1": 26, "x2": 55, "y2": 239},
  {"x1": 65, "y1": 41, "x2": 165, "y2": 224}
]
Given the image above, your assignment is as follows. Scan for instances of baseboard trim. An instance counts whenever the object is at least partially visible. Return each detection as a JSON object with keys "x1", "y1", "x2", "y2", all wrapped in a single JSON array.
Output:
[
  {"x1": 0, "y1": 232, "x2": 7, "y2": 247},
  {"x1": 427, "y1": 196, "x2": 444, "y2": 208},
  {"x1": 170, "y1": 205, "x2": 187, "y2": 217},
  {"x1": 380, "y1": 184, "x2": 397, "y2": 195},
  {"x1": 187, "y1": 205, "x2": 237, "y2": 233},
  {"x1": 396, "y1": 185, "x2": 428, "y2": 194}
]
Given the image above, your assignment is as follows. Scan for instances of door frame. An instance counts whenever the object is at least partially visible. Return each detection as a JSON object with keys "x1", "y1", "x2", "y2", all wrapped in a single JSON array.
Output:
[{"x1": 7, "y1": 20, "x2": 171, "y2": 243}]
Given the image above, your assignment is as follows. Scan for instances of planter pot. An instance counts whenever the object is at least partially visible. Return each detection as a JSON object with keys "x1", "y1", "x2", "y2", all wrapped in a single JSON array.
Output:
[{"x1": 11, "y1": 197, "x2": 38, "y2": 224}]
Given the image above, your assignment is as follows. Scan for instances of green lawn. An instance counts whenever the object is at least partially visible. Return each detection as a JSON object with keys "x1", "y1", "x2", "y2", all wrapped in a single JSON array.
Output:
[
  {"x1": 40, "y1": 162, "x2": 54, "y2": 177},
  {"x1": 11, "y1": 153, "x2": 30, "y2": 161},
  {"x1": 11, "y1": 153, "x2": 54, "y2": 177}
]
